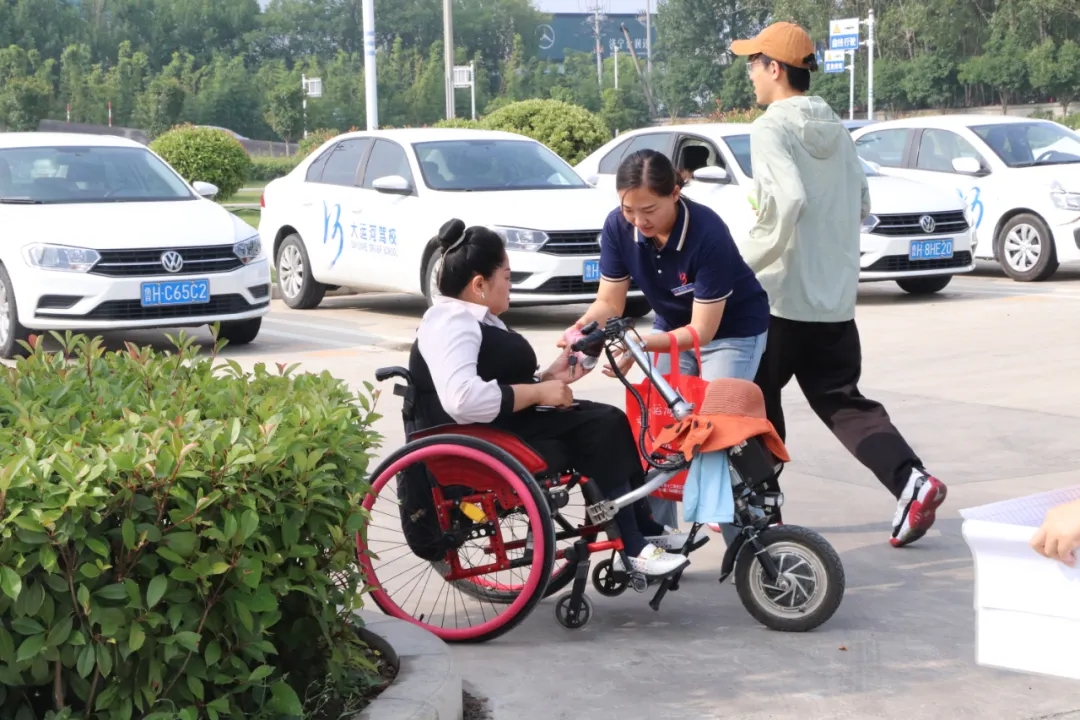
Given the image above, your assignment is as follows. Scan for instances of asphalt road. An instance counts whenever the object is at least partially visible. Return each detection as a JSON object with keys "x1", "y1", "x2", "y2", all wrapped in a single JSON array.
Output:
[{"x1": 21, "y1": 261, "x2": 1080, "y2": 720}]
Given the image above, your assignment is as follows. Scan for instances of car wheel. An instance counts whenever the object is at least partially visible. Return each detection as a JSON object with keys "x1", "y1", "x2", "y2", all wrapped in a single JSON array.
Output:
[
  {"x1": 895, "y1": 275, "x2": 952, "y2": 295},
  {"x1": 622, "y1": 297, "x2": 652, "y2": 318},
  {"x1": 996, "y1": 213, "x2": 1059, "y2": 282},
  {"x1": 276, "y1": 233, "x2": 327, "y2": 309},
  {"x1": 0, "y1": 264, "x2": 30, "y2": 359},
  {"x1": 422, "y1": 246, "x2": 443, "y2": 307},
  {"x1": 216, "y1": 317, "x2": 262, "y2": 347}
]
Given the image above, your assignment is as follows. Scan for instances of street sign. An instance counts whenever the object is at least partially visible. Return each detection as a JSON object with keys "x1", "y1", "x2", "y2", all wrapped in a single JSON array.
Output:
[
  {"x1": 453, "y1": 65, "x2": 473, "y2": 88},
  {"x1": 823, "y1": 50, "x2": 847, "y2": 74},
  {"x1": 303, "y1": 76, "x2": 322, "y2": 98},
  {"x1": 829, "y1": 18, "x2": 860, "y2": 50}
]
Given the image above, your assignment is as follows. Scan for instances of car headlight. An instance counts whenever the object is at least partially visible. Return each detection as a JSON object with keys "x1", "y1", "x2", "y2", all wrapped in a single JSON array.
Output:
[
  {"x1": 860, "y1": 214, "x2": 879, "y2": 233},
  {"x1": 1050, "y1": 180, "x2": 1080, "y2": 211},
  {"x1": 490, "y1": 226, "x2": 548, "y2": 252},
  {"x1": 22, "y1": 243, "x2": 101, "y2": 272},
  {"x1": 233, "y1": 235, "x2": 262, "y2": 264}
]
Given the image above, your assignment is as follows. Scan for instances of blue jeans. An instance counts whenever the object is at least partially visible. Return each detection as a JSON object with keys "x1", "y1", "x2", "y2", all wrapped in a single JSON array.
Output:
[{"x1": 645, "y1": 329, "x2": 768, "y2": 535}]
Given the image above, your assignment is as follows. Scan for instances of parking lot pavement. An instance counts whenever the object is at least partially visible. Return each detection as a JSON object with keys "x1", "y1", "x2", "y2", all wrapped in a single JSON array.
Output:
[{"x1": 16, "y1": 264, "x2": 1080, "y2": 719}]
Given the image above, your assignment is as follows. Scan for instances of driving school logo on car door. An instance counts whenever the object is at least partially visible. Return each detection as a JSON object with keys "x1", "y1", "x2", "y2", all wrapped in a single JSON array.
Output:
[
  {"x1": 956, "y1": 186, "x2": 985, "y2": 229},
  {"x1": 322, "y1": 201, "x2": 399, "y2": 266}
]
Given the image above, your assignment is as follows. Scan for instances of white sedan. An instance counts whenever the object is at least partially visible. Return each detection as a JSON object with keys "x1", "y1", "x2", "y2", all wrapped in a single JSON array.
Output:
[
  {"x1": 576, "y1": 122, "x2": 977, "y2": 295},
  {"x1": 851, "y1": 115, "x2": 1080, "y2": 281},
  {"x1": 258, "y1": 128, "x2": 650, "y2": 314},
  {"x1": 0, "y1": 132, "x2": 271, "y2": 358}
]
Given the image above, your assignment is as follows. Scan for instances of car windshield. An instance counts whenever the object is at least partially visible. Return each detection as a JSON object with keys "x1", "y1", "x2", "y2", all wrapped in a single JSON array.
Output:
[
  {"x1": 722, "y1": 133, "x2": 878, "y2": 177},
  {"x1": 411, "y1": 139, "x2": 588, "y2": 191},
  {"x1": 971, "y1": 122, "x2": 1080, "y2": 168},
  {"x1": 0, "y1": 145, "x2": 194, "y2": 204}
]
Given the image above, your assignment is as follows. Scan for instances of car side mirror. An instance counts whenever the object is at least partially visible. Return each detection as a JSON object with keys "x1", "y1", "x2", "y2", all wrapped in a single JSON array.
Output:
[
  {"x1": 192, "y1": 181, "x2": 219, "y2": 199},
  {"x1": 951, "y1": 157, "x2": 982, "y2": 175},
  {"x1": 693, "y1": 166, "x2": 731, "y2": 184},
  {"x1": 372, "y1": 175, "x2": 413, "y2": 195}
]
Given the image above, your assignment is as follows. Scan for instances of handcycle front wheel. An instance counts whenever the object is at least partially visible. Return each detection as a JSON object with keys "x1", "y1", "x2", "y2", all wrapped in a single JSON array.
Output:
[
  {"x1": 356, "y1": 434, "x2": 557, "y2": 644},
  {"x1": 734, "y1": 525, "x2": 845, "y2": 633}
]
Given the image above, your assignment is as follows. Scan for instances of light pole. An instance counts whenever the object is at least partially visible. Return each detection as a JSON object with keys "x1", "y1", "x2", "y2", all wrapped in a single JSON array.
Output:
[
  {"x1": 362, "y1": 0, "x2": 378, "y2": 129},
  {"x1": 444, "y1": 0, "x2": 455, "y2": 119}
]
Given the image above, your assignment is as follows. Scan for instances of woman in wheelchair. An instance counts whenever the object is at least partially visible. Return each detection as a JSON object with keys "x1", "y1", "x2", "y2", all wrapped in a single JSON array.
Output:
[{"x1": 410, "y1": 218, "x2": 694, "y2": 576}]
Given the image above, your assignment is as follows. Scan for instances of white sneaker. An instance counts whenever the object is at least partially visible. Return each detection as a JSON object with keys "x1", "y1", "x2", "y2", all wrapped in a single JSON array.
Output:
[
  {"x1": 612, "y1": 543, "x2": 689, "y2": 577},
  {"x1": 645, "y1": 526, "x2": 698, "y2": 552}
]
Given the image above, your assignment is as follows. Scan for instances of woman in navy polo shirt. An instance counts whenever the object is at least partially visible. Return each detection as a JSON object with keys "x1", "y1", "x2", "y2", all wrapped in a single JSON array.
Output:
[{"x1": 568, "y1": 148, "x2": 771, "y2": 529}]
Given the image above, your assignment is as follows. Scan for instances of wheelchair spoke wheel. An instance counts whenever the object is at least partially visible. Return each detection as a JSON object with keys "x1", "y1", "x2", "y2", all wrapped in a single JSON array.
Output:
[{"x1": 356, "y1": 435, "x2": 556, "y2": 643}]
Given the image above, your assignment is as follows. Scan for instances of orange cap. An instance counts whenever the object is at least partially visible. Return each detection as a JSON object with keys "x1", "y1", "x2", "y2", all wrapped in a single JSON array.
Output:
[{"x1": 730, "y1": 22, "x2": 818, "y2": 70}]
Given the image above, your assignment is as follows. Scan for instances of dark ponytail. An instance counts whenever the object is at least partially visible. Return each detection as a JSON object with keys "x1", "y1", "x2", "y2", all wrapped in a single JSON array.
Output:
[
  {"x1": 615, "y1": 149, "x2": 684, "y2": 197},
  {"x1": 435, "y1": 218, "x2": 507, "y2": 297}
]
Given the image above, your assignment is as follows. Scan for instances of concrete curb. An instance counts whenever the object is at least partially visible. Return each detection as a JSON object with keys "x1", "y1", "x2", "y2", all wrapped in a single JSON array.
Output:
[{"x1": 355, "y1": 611, "x2": 463, "y2": 720}]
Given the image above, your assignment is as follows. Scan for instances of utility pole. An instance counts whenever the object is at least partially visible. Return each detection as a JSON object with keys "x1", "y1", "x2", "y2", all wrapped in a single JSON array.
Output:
[
  {"x1": 645, "y1": 0, "x2": 652, "y2": 75},
  {"x1": 362, "y1": 0, "x2": 378, "y2": 129},
  {"x1": 443, "y1": 0, "x2": 455, "y2": 119},
  {"x1": 585, "y1": 0, "x2": 605, "y2": 86},
  {"x1": 866, "y1": 8, "x2": 875, "y2": 120},
  {"x1": 848, "y1": 50, "x2": 855, "y2": 120}
]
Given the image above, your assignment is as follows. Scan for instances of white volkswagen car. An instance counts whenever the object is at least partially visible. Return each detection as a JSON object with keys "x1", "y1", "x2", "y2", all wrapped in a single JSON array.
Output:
[
  {"x1": 0, "y1": 133, "x2": 271, "y2": 359},
  {"x1": 850, "y1": 115, "x2": 1080, "y2": 282},
  {"x1": 258, "y1": 128, "x2": 649, "y2": 314},
  {"x1": 576, "y1": 122, "x2": 977, "y2": 295}
]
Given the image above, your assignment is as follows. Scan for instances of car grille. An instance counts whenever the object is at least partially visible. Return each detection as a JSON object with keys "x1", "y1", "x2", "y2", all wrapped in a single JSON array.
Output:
[
  {"x1": 863, "y1": 251, "x2": 973, "y2": 273},
  {"x1": 90, "y1": 245, "x2": 243, "y2": 277},
  {"x1": 870, "y1": 211, "x2": 968, "y2": 237},
  {"x1": 540, "y1": 231, "x2": 602, "y2": 256},
  {"x1": 515, "y1": 277, "x2": 641, "y2": 295},
  {"x1": 77, "y1": 295, "x2": 268, "y2": 322}
]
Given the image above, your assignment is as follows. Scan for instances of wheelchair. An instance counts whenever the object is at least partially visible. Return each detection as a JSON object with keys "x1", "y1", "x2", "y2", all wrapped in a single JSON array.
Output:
[{"x1": 355, "y1": 317, "x2": 845, "y2": 643}]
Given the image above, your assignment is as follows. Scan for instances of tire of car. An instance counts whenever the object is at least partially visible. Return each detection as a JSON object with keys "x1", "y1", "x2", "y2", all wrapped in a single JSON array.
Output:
[
  {"x1": 421, "y1": 245, "x2": 443, "y2": 307},
  {"x1": 0, "y1": 264, "x2": 30, "y2": 359},
  {"x1": 895, "y1": 275, "x2": 952, "y2": 295},
  {"x1": 996, "y1": 213, "x2": 1059, "y2": 282},
  {"x1": 216, "y1": 317, "x2": 262, "y2": 346},
  {"x1": 276, "y1": 233, "x2": 327, "y2": 309},
  {"x1": 622, "y1": 297, "x2": 652, "y2": 318}
]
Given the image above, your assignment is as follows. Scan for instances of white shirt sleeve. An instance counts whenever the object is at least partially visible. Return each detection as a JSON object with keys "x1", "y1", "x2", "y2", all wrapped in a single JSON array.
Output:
[{"x1": 416, "y1": 305, "x2": 513, "y2": 425}]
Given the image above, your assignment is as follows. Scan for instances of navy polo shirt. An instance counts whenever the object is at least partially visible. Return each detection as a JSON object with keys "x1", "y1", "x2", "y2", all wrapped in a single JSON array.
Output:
[{"x1": 599, "y1": 197, "x2": 770, "y2": 339}]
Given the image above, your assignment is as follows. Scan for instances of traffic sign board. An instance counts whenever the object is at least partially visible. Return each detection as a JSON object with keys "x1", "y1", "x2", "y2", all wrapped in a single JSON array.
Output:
[
  {"x1": 829, "y1": 17, "x2": 860, "y2": 50},
  {"x1": 823, "y1": 49, "x2": 847, "y2": 74}
]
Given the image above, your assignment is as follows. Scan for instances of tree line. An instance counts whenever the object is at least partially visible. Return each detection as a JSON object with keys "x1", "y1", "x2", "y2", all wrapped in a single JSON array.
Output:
[{"x1": 0, "y1": 0, "x2": 1078, "y2": 142}]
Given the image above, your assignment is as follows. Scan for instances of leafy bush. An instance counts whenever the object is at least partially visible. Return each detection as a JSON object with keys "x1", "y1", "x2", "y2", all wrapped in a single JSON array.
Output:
[
  {"x1": 1063, "y1": 113, "x2": 1080, "y2": 130},
  {"x1": 247, "y1": 156, "x2": 299, "y2": 183},
  {"x1": 708, "y1": 104, "x2": 765, "y2": 124},
  {"x1": 432, "y1": 117, "x2": 481, "y2": 129},
  {"x1": 297, "y1": 129, "x2": 340, "y2": 159},
  {"x1": 150, "y1": 125, "x2": 251, "y2": 202},
  {"x1": 0, "y1": 331, "x2": 386, "y2": 719},
  {"x1": 479, "y1": 99, "x2": 610, "y2": 165}
]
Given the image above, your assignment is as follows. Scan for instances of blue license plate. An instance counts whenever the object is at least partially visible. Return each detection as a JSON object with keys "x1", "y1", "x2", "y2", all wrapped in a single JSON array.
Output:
[
  {"x1": 140, "y1": 279, "x2": 211, "y2": 307},
  {"x1": 583, "y1": 259, "x2": 600, "y2": 282},
  {"x1": 909, "y1": 239, "x2": 954, "y2": 261}
]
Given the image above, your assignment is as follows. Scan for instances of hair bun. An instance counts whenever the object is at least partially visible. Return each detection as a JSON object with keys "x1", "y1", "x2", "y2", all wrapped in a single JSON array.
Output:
[{"x1": 438, "y1": 218, "x2": 467, "y2": 252}]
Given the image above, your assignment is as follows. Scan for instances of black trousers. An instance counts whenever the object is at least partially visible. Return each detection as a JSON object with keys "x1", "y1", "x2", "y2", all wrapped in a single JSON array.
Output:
[{"x1": 752, "y1": 315, "x2": 922, "y2": 499}]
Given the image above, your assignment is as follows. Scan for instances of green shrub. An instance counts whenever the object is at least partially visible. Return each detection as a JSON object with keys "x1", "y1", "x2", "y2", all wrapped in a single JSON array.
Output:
[
  {"x1": 479, "y1": 99, "x2": 610, "y2": 165},
  {"x1": 247, "y1": 156, "x2": 300, "y2": 183},
  {"x1": 297, "y1": 129, "x2": 340, "y2": 159},
  {"x1": 432, "y1": 117, "x2": 481, "y2": 129},
  {"x1": 708, "y1": 104, "x2": 764, "y2": 124},
  {"x1": 150, "y1": 125, "x2": 251, "y2": 202},
  {"x1": 1063, "y1": 113, "x2": 1080, "y2": 130},
  {"x1": 0, "y1": 331, "x2": 386, "y2": 719}
]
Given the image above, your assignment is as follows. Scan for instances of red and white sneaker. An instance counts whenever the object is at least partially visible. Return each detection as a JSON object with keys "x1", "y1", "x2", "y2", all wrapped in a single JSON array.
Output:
[{"x1": 890, "y1": 469, "x2": 947, "y2": 547}]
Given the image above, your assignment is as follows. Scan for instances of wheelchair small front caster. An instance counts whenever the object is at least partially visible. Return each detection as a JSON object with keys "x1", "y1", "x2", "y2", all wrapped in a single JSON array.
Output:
[
  {"x1": 591, "y1": 559, "x2": 627, "y2": 597},
  {"x1": 555, "y1": 592, "x2": 593, "y2": 630}
]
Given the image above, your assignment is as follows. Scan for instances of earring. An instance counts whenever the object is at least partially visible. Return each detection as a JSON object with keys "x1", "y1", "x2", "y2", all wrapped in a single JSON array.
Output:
[{"x1": 481, "y1": 291, "x2": 486, "y2": 300}]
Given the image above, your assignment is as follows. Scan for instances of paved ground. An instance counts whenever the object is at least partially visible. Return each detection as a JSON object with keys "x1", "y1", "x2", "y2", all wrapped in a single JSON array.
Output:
[{"x1": 51, "y1": 263, "x2": 1080, "y2": 719}]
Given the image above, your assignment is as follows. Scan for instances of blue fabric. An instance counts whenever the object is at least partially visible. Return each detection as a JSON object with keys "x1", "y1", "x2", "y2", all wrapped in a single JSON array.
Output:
[
  {"x1": 681, "y1": 448, "x2": 735, "y2": 525},
  {"x1": 598, "y1": 196, "x2": 770, "y2": 339}
]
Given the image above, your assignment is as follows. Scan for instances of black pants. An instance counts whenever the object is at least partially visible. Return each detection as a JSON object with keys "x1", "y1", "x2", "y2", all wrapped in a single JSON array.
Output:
[{"x1": 753, "y1": 315, "x2": 922, "y2": 499}]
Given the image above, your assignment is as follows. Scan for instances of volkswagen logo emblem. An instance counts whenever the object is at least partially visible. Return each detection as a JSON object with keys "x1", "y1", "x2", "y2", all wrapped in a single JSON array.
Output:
[
  {"x1": 161, "y1": 250, "x2": 184, "y2": 273},
  {"x1": 919, "y1": 215, "x2": 937, "y2": 234}
]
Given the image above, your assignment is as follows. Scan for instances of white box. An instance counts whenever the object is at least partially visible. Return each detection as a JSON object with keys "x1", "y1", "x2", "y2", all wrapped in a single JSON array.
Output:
[{"x1": 961, "y1": 485, "x2": 1080, "y2": 680}]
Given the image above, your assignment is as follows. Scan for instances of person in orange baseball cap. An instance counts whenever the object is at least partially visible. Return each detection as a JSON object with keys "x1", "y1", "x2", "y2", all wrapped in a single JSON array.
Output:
[{"x1": 728, "y1": 22, "x2": 950, "y2": 549}]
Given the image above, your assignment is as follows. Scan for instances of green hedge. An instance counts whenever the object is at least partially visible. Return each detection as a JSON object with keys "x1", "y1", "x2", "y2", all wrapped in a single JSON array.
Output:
[
  {"x1": 297, "y1": 129, "x2": 340, "y2": 159},
  {"x1": 247, "y1": 156, "x2": 299, "y2": 183},
  {"x1": 478, "y1": 99, "x2": 609, "y2": 165},
  {"x1": 150, "y1": 125, "x2": 251, "y2": 202},
  {"x1": 0, "y1": 331, "x2": 386, "y2": 719}
]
